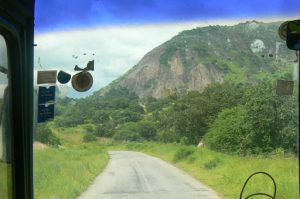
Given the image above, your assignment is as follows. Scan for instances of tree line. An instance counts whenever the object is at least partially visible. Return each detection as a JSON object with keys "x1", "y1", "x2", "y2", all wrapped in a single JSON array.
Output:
[{"x1": 36, "y1": 81, "x2": 298, "y2": 155}]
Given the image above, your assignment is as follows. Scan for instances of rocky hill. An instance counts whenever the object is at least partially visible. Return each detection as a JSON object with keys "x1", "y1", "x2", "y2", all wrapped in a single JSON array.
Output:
[{"x1": 96, "y1": 21, "x2": 294, "y2": 98}]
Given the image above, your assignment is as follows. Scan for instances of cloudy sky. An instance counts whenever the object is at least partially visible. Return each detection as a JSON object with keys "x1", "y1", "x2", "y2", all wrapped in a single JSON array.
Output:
[{"x1": 34, "y1": 0, "x2": 300, "y2": 98}]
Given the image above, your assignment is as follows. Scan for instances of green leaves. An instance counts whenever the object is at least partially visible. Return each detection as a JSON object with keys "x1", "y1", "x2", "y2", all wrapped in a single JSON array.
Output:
[
  {"x1": 205, "y1": 106, "x2": 248, "y2": 153},
  {"x1": 205, "y1": 81, "x2": 298, "y2": 154},
  {"x1": 113, "y1": 120, "x2": 157, "y2": 141},
  {"x1": 158, "y1": 83, "x2": 244, "y2": 145}
]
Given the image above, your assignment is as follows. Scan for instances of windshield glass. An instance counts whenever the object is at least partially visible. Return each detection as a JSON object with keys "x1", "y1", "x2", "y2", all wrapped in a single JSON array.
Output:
[{"x1": 34, "y1": 1, "x2": 299, "y2": 198}]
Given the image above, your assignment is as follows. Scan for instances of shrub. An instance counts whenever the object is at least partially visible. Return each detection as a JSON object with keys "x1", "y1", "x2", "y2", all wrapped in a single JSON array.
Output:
[
  {"x1": 95, "y1": 125, "x2": 112, "y2": 137},
  {"x1": 112, "y1": 110, "x2": 142, "y2": 124},
  {"x1": 173, "y1": 147, "x2": 196, "y2": 162},
  {"x1": 157, "y1": 129, "x2": 180, "y2": 143},
  {"x1": 83, "y1": 133, "x2": 97, "y2": 142},
  {"x1": 35, "y1": 124, "x2": 61, "y2": 147},
  {"x1": 137, "y1": 121, "x2": 157, "y2": 140},
  {"x1": 180, "y1": 136, "x2": 189, "y2": 145},
  {"x1": 112, "y1": 122, "x2": 141, "y2": 141},
  {"x1": 279, "y1": 126, "x2": 298, "y2": 153},
  {"x1": 204, "y1": 106, "x2": 247, "y2": 153},
  {"x1": 83, "y1": 124, "x2": 94, "y2": 133}
]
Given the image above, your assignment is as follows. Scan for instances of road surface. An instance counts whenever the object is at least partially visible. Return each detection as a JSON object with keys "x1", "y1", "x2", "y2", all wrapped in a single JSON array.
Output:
[{"x1": 78, "y1": 151, "x2": 221, "y2": 199}]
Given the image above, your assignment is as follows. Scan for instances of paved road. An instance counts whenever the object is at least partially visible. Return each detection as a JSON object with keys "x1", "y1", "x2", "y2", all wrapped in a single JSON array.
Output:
[{"x1": 78, "y1": 151, "x2": 221, "y2": 199}]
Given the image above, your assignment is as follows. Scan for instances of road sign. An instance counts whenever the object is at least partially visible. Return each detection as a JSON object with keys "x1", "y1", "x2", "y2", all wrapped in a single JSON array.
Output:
[{"x1": 37, "y1": 104, "x2": 55, "y2": 123}]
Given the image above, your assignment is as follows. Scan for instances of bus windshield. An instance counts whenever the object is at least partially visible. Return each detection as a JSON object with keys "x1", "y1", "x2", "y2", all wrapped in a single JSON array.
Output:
[{"x1": 33, "y1": 1, "x2": 299, "y2": 199}]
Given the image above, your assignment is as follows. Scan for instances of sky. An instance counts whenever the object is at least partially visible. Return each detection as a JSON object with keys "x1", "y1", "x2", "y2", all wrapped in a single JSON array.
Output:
[
  {"x1": 34, "y1": 0, "x2": 300, "y2": 98},
  {"x1": 35, "y1": 0, "x2": 300, "y2": 32}
]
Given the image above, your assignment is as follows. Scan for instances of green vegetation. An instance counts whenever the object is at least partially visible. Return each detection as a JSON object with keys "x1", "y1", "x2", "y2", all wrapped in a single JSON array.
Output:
[
  {"x1": 33, "y1": 21, "x2": 299, "y2": 199},
  {"x1": 173, "y1": 146, "x2": 196, "y2": 162},
  {"x1": 52, "y1": 80, "x2": 298, "y2": 155},
  {"x1": 54, "y1": 87, "x2": 143, "y2": 128},
  {"x1": 34, "y1": 143, "x2": 108, "y2": 198},
  {"x1": 158, "y1": 21, "x2": 295, "y2": 86},
  {"x1": 83, "y1": 133, "x2": 97, "y2": 142},
  {"x1": 109, "y1": 142, "x2": 299, "y2": 199},
  {"x1": 206, "y1": 82, "x2": 298, "y2": 154},
  {"x1": 30, "y1": 138, "x2": 299, "y2": 199},
  {"x1": 50, "y1": 21, "x2": 298, "y2": 156},
  {"x1": 0, "y1": 161, "x2": 12, "y2": 199},
  {"x1": 35, "y1": 123, "x2": 61, "y2": 147}
]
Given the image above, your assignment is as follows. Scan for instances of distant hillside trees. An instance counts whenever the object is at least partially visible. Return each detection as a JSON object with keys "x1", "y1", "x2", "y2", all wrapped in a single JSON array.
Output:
[
  {"x1": 155, "y1": 83, "x2": 244, "y2": 145},
  {"x1": 54, "y1": 87, "x2": 143, "y2": 128},
  {"x1": 53, "y1": 82, "x2": 298, "y2": 155}
]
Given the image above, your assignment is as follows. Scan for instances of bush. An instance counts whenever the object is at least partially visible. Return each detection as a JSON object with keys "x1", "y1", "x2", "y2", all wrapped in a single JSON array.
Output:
[
  {"x1": 173, "y1": 147, "x2": 196, "y2": 162},
  {"x1": 95, "y1": 125, "x2": 112, "y2": 137},
  {"x1": 83, "y1": 133, "x2": 97, "y2": 142},
  {"x1": 279, "y1": 126, "x2": 298, "y2": 153},
  {"x1": 137, "y1": 121, "x2": 157, "y2": 140},
  {"x1": 180, "y1": 136, "x2": 189, "y2": 145},
  {"x1": 157, "y1": 129, "x2": 180, "y2": 143},
  {"x1": 112, "y1": 110, "x2": 142, "y2": 124},
  {"x1": 112, "y1": 122, "x2": 141, "y2": 141},
  {"x1": 205, "y1": 106, "x2": 248, "y2": 153},
  {"x1": 35, "y1": 124, "x2": 61, "y2": 147},
  {"x1": 205, "y1": 82, "x2": 299, "y2": 155},
  {"x1": 242, "y1": 82, "x2": 298, "y2": 153},
  {"x1": 83, "y1": 124, "x2": 95, "y2": 133}
]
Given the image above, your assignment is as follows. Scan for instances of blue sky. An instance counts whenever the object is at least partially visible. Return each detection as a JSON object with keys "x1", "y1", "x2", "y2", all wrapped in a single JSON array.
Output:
[{"x1": 35, "y1": 0, "x2": 300, "y2": 32}]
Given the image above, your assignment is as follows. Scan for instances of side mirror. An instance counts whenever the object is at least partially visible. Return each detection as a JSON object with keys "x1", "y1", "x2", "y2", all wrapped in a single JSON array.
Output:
[
  {"x1": 286, "y1": 19, "x2": 300, "y2": 51},
  {"x1": 279, "y1": 19, "x2": 300, "y2": 51}
]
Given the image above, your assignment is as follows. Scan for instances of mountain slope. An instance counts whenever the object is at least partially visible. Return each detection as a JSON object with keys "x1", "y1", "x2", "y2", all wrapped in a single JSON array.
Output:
[{"x1": 97, "y1": 21, "x2": 294, "y2": 98}]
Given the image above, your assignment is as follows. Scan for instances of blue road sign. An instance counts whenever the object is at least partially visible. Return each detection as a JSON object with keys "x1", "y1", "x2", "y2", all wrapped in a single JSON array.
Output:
[
  {"x1": 38, "y1": 86, "x2": 56, "y2": 104},
  {"x1": 37, "y1": 104, "x2": 55, "y2": 123}
]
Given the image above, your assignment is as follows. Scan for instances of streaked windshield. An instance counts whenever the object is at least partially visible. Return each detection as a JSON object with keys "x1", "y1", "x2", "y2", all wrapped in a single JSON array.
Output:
[{"x1": 34, "y1": 1, "x2": 299, "y2": 199}]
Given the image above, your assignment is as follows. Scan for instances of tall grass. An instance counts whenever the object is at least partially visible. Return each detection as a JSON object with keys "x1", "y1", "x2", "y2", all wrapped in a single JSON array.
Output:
[
  {"x1": 0, "y1": 161, "x2": 12, "y2": 199},
  {"x1": 34, "y1": 143, "x2": 108, "y2": 199},
  {"x1": 49, "y1": 124, "x2": 86, "y2": 146},
  {"x1": 110, "y1": 142, "x2": 299, "y2": 199}
]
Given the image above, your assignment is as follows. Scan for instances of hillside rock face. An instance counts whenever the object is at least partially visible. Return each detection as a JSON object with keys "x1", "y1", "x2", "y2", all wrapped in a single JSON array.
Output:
[
  {"x1": 99, "y1": 21, "x2": 292, "y2": 98},
  {"x1": 119, "y1": 45, "x2": 223, "y2": 98}
]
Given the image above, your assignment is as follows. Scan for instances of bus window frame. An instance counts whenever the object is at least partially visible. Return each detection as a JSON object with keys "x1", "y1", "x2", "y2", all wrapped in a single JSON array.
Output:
[{"x1": 0, "y1": 0, "x2": 34, "y2": 198}]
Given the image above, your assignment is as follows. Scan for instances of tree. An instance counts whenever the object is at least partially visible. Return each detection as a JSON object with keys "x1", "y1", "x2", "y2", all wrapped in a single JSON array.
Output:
[
  {"x1": 205, "y1": 81, "x2": 298, "y2": 154},
  {"x1": 158, "y1": 83, "x2": 244, "y2": 145},
  {"x1": 83, "y1": 133, "x2": 97, "y2": 142},
  {"x1": 113, "y1": 122, "x2": 140, "y2": 141},
  {"x1": 112, "y1": 110, "x2": 142, "y2": 124},
  {"x1": 92, "y1": 111, "x2": 109, "y2": 124},
  {"x1": 137, "y1": 121, "x2": 157, "y2": 140},
  {"x1": 204, "y1": 106, "x2": 248, "y2": 153},
  {"x1": 242, "y1": 81, "x2": 298, "y2": 153},
  {"x1": 95, "y1": 124, "x2": 113, "y2": 137}
]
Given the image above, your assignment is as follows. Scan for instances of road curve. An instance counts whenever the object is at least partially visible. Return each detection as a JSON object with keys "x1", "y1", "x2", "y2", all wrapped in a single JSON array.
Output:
[{"x1": 78, "y1": 151, "x2": 221, "y2": 199}]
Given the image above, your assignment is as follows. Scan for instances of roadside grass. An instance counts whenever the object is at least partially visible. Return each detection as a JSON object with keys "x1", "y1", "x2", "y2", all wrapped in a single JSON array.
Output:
[
  {"x1": 109, "y1": 142, "x2": 299, "y2": 199},
  {"x1": 32, "y1": 123, "x2": 299, "y2": 199},
  {"x1": 49, "y1": 124, "x2": 86, "y2": 145},
  {"x1": 34, "y1": 143, "x2": 109, "y2": 199},
  {"x1": 0, "y1": 161, "x2": 12, "y2": 199}
]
